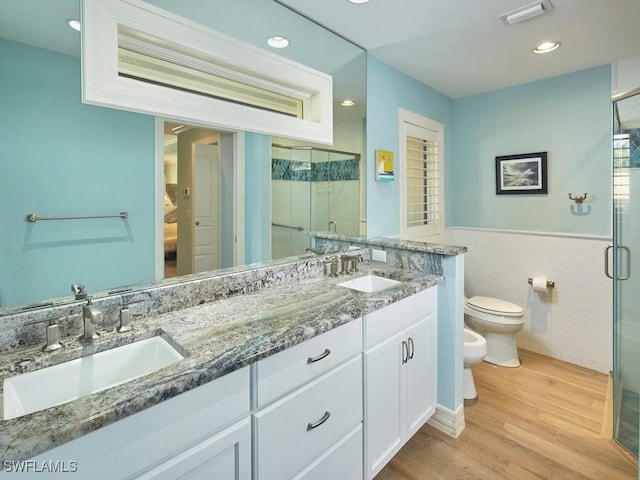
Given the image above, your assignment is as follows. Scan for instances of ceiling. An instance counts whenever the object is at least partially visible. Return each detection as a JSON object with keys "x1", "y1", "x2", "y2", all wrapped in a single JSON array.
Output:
[{"x1": 279, "y1": 0, "x2": 640, "y2": 99}]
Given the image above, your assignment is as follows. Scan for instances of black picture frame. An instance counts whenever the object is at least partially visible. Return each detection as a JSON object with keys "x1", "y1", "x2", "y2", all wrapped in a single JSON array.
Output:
[{"x1": 495, "y1": 152, "x2": 547, "y2": 195}]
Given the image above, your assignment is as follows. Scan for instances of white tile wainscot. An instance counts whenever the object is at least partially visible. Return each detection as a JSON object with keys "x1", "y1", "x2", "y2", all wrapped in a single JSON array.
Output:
[{"x1": 447, "y1": 227, "x2": 612, "y2": 373}]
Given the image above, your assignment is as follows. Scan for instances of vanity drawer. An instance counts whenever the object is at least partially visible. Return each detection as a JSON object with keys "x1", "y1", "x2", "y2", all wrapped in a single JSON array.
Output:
[
  {"x1": 294, "y1": 424, "x2": 362, "y2": 480},
  {"x1": 255, "y1": 317, "x2": 362, "y2": 408},
  {"x1": 365, "y1": 286, "x2": 437, "y2": 348},
  {"x1": 253, "y1": 356, "x2": 362, "y2": 480}
]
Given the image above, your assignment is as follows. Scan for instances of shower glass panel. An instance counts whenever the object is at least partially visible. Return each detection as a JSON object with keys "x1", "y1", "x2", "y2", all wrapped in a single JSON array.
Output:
[
  {"x1": 271, "y1": 145, "x2": 312, "y2": 259},
  {"x1": 612, "y1": 88, "x2": 640, "y2": 457},
  {"x1": 271, "y1": 145, "x2": 361, "y2": 259}
]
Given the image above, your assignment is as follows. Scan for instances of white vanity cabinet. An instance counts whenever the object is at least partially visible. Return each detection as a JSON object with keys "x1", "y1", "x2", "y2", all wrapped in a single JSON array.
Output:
[
  {"x1": 252, "y1": 318, "x2": 363, "y2": 480},
  {"x1": 363, "y1": 287, "x2": 438, "y2": 479},
  {"x1": 28, "y1": 366, "x2": 252, "y2": 480},
  {"x1": 18, "y1": 285, "x2": 439, "y2": 480}
]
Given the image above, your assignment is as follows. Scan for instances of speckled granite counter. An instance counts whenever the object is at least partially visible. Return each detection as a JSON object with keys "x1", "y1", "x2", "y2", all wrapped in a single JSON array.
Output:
[{"x1": 0, "y1": 259, "x2": 442, "y2": 461}]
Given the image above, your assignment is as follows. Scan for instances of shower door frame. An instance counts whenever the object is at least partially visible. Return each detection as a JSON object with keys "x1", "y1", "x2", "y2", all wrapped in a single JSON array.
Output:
[{"x1": 611, "y1": 86, "x2": 640, "y2": 458}]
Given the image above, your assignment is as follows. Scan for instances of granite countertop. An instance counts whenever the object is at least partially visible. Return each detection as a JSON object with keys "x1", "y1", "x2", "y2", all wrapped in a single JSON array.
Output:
[
  {"x1": 310, "y1": 232, "x2": 468, "y2": 256},
  {"x1": 0, "y1": 263, "x2": 442, "y2": 461}
]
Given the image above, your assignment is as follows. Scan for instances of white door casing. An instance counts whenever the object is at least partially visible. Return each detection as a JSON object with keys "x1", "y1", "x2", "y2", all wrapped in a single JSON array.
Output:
[{"x1": 398, "y1": 109, "x2": 445, "y2": 243}]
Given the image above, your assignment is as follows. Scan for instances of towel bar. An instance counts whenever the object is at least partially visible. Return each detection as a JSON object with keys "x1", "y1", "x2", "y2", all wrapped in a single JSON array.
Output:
[{"x1": 26, "y1": 212, "x2": 128, "y2": 223}]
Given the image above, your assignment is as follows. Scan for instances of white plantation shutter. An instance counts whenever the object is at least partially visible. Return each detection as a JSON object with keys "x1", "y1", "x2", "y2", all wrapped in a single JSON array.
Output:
[
  {"x1": 399, "y1": 112, "x2": 444, "y2": 241},
  {"x1": 406, "y1": 134, "x2": 440, "y2": 228}
]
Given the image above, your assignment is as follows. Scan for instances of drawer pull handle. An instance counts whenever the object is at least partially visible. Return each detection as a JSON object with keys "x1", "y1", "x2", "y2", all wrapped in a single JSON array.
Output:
[
  {"x1": 307, "y1": 348, "x2": 331, "y2": 363},
  {"x1": 402, "y1": 340, "x2": 408, "y2": 364},
  {"x1": 307, "y1": 411, "x2": 331, "y2": 431},
  {"x1": 408, "y1": 337, "x2": 415, "y2": 360}
]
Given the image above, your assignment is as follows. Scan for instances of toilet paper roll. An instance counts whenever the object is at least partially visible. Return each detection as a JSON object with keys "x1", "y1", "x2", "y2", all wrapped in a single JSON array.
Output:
[{"x1": 531, "y1": 276, "x2": 548, "y2": 291}]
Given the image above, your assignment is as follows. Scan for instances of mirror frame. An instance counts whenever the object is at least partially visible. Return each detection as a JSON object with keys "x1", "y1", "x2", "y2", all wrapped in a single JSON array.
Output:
[{"x1": 82, "y1": 0, "x2": 334, "y2": 144}]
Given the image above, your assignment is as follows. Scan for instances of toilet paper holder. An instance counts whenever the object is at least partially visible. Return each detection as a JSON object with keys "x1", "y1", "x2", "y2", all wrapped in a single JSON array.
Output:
[{"x1": 528, "y1": 277, "x2": 555, "y2": 288}]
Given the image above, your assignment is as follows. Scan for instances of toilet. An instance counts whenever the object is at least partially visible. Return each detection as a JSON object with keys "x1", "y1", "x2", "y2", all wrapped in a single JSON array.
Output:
[
  {"x1": 464, "y1": 295, "x2": 524, "y2": 367},
  {"x1": 463, "y1": 327, "x2": 487, "y2": 403}
]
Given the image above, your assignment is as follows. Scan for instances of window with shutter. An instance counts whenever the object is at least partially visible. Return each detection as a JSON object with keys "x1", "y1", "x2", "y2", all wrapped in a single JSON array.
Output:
[{"x1": 399, "y1": 110, "x2": 444, "y2": 242}]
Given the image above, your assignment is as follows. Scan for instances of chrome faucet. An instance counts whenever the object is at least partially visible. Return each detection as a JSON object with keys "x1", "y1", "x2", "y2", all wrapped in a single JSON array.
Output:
[
  {"x1": 305, "y1": 247, "x2": 324, "y2": 255},
  {"x1": 80, "y1": 297, "x2": 101, "y2": 343},
  {"x1": 340, "y1": 255, "x2": 362, "y2": 274}
]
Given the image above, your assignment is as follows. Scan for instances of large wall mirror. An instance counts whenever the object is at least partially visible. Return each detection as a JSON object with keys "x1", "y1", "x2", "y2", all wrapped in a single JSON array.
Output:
[{"x1": 0, "y1": 0, "x2": 366, "y2": 310}]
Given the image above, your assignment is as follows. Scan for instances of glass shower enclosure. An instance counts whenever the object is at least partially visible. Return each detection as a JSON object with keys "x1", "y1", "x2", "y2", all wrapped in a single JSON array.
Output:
[
  {"x1": 611, "y1": 86, "x2": 640, "y2": 456},
  {"x1": 271, "y1": 144, "x2": 363, "y2": 259}
]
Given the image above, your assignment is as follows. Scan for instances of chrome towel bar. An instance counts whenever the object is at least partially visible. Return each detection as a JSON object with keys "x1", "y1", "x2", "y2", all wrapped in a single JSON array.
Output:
[
  {"x1": 26, "y1": 212, "x2": 128, "y2": 222},
  {"x1": 271, "y1": 222, "x2": 304, "y2": 232}
]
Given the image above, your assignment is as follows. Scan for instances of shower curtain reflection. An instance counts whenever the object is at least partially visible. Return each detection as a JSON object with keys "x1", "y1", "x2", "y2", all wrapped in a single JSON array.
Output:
[{"x1": 271, "y1": 144, "x2": 361, "y2": 259}]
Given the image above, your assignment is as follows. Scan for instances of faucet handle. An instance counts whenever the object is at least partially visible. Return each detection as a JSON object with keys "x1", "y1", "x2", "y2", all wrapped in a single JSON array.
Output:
[
  {"x1": 71, "y1": 284, "x2": 87, "y2": 300},
  {"x1": 328, "y1": 260, "x2": 339, "y2": 277},
  {"x1": 118, "y1": 299, "x2": 144, "y2": 333},
  {"x1": 25, "y1": 316, "x2": 66, "y2": 352}
]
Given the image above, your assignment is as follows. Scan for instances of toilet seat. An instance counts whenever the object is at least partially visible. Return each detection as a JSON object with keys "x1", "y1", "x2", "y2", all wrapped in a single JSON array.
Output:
[{"x1": 466, "y1": 296, "x2": 523, "y2": 317}]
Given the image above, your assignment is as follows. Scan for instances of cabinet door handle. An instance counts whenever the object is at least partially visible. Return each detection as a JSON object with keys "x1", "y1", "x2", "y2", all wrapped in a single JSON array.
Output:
[
  {"x1": 307, "y1": 348, "x2": 331, "y2": 363},
  {"x1": 307, "y1": 411, "x2": 331, "y2": 431},
  {"x1": 402, "y1": 340, "x2": 408, "y2": 364},
  {"x1": 408, "y1": 337, "x2": 415, "y2": 360}
]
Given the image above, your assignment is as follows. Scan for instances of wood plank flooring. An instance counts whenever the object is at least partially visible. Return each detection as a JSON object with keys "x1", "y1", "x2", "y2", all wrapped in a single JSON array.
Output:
[{"x1": 376, "y1": 349, "x2": 638, "y2": 480}]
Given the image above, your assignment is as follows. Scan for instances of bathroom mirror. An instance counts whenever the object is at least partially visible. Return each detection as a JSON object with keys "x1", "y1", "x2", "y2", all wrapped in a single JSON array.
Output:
[{"x1": 0, "y1": 0, "x2": 366, "y2": 310}]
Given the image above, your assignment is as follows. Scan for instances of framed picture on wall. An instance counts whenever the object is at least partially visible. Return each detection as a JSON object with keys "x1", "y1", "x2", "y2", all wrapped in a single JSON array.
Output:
[{"x1": 495, "y1": 152, "x2": 547, "y2": 195}]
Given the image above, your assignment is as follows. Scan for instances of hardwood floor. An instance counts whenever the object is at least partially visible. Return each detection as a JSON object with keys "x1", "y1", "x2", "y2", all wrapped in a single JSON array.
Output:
[{"x1": 377, "y1": 349, "x2": 638, "y2": 480}]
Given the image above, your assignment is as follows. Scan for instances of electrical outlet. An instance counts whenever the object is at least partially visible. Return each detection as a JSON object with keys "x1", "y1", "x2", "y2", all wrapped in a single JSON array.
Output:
[{"x1": 371, "y1": 248, "x2": 387, "y2": 262}]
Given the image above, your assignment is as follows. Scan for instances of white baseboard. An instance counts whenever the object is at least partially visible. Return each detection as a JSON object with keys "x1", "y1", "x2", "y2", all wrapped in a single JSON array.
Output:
[{"x1": 427, "y1": 404, "x2": 465, "y2": 438}]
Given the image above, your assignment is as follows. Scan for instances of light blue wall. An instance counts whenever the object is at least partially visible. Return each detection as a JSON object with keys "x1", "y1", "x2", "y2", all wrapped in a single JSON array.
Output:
[
  {"x1": 0, "y1": 39, "x2": 155, "y2": 307},
  {"x1": 450, "y1": 65, "x2": 612, "y2": 236},
  {"x1": 366, "y1": 54, "x2": 454, "y2": 238},
  {"x1": 366, "y1": 54, "x2": 463, "y2": 413},
  {"x1": 245, "y1": 132, "x2": 272, "y2": 263}
]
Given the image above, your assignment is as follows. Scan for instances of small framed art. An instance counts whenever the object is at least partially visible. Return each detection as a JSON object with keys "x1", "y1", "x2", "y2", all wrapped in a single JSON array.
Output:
[
  {"x1": 375, "y1": 150, "x2": 395, "y2": 181},
  {"x1": 495, "y1": 152, "x2": 547, "y2": 195}
]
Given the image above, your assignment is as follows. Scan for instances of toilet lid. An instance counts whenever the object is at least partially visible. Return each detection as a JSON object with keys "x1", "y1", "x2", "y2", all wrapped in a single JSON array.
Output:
[{"x1": 466, "y1": 296, "x2": 523, "y2": 317}]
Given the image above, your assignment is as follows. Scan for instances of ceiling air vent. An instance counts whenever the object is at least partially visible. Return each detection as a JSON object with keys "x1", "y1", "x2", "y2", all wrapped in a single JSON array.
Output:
[{"x1": 499, "y1": 0, "x2": 553, "y2": 25}]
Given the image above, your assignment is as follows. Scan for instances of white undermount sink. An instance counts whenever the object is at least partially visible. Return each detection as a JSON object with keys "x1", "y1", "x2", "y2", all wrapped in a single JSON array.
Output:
[
  {"x1": 338, "y1": 274, "x2": 401, "y2": 293},
  {"x1": 3, "y1": 335, "x2": 184, "y2": 420}
]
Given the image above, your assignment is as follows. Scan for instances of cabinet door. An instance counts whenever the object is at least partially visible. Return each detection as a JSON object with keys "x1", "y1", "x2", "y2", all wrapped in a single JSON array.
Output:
[
  {"x1": 363, "y1": 331, "x2": 406, "y2": 480},
  {"x1": 136, "y1": 417, "x2": 251, "y2": 480},
  {"x1": 405, "y1": 313, "x2": 437, "y2": 438}
]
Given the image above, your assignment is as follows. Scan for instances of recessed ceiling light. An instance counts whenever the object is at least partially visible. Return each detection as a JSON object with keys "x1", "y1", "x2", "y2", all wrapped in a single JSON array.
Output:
[
  {"x1": 340, "y1": 99, "x2": 355, "y2": 107},
  {"x1": 267, "y1": 36, "x2": 290, "y2": 49},
  {"x1": 66, "y1": 19, "x2": 81, "y2": 32},
  {"x1": 348, "y1": 0, "x2": 370, "y2": 3},
  {"x1": 533, "y1": 41, "x2": 560, "y2": 54}
]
